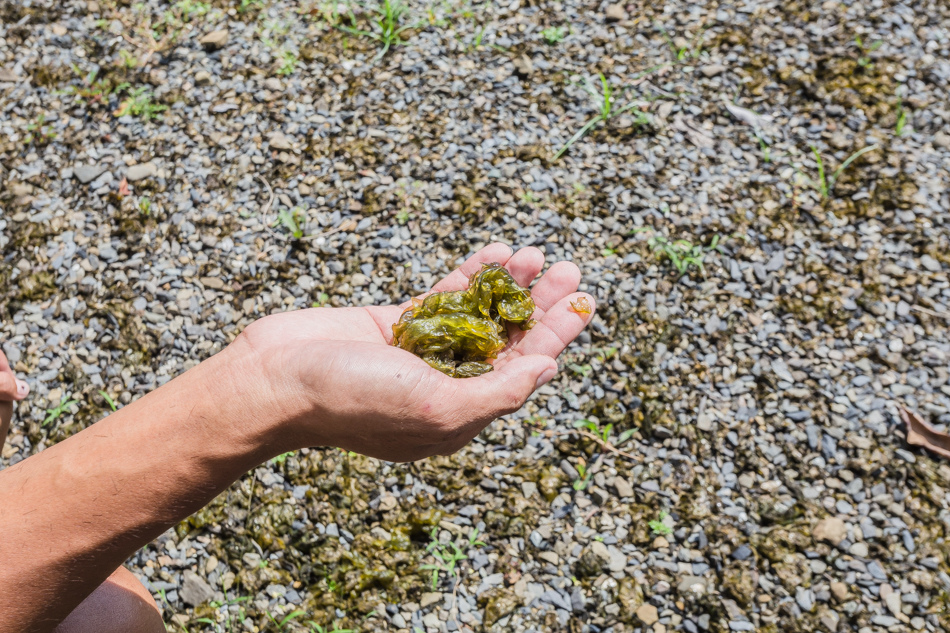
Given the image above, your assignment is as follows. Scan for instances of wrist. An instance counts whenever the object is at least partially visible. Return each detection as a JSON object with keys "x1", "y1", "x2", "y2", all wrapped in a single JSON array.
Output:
[{"x1": 214, "y1": 330, "x2": 325, "y2": 456}]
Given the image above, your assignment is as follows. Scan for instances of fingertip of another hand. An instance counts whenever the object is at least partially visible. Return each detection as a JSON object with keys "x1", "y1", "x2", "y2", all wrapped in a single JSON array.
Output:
[{"x1": 15, "y1": 379, "x2": 30, "y2": 400}]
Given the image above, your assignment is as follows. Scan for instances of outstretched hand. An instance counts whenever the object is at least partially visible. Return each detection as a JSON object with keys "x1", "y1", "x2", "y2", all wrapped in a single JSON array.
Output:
[{"x1": 235, "y1": 244, "x2": 595, "y2": 462}]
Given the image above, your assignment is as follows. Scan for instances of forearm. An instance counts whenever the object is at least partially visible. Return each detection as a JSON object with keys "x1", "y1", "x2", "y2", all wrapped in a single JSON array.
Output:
[{"x1": 0, "y1": 343, "x2": 288, "y2": 632}]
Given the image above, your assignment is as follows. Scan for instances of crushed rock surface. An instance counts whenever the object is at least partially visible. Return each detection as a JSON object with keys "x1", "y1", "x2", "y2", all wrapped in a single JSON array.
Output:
[{"x1": 2, "y1": 0, "x2": 950, "y2": 631}]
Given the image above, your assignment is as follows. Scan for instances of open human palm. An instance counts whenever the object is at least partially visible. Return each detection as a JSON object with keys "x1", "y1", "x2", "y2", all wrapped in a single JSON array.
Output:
[{"x1": 237, "y1": 243, "x2": 595, "y2": 461}]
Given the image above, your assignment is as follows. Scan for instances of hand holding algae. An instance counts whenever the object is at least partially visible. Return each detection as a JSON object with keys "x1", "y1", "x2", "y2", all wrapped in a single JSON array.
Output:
[{"x1": 392, "y1": 263, "x2": 536, "y2": 377}]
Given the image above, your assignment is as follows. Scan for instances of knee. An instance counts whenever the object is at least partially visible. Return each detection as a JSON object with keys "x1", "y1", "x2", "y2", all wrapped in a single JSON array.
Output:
[{"x1": 55, "y1": 567, "x2": 165, "y2": 633}]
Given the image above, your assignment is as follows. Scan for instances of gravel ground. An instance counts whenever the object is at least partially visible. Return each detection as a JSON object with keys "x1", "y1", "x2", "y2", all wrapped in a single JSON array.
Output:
[{"x1": 3, "y1": 0, "x2": 950, "y2": 631}]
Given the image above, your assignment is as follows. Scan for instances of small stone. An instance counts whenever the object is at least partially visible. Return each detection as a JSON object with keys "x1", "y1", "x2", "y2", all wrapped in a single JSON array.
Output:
[
  {"x1": 180, "y1": 570, "x2": 214, "y2": 606},
  {"x1": 127, "y1": 162, "x2": 157, "y2": 182},
  {"x1": 677, "y1": 576, "x2": 706, "y2": 596},
  {"x1": 813, "y1": 517, "x2": 847, "y2": 546},
  {"x1": 420, "y1": 592, "x2": 442, "y2": 608},
  {"x1": 848, "y1": 542, "x2": 868, "y2": 557},
  {"x1": 885, "y1": 592, "x2": 903, "y2": 618},
  {"x1": 194, "y1": 70, "x2": 212, "y2": 85},
  {"x1": 830, "y1": 582, "x2": 848, "y2": 602},
  {"x1": 74, "y1": 164, "x2": 106, "y2": 184},
  {"x1": 200, "y1": 276, "x2": 225, "y2": 290},
  {"x1": 513, "y1": 54, "x2": 533, "y2": 76},
  {"x1": 604, "y1": 3, "x2": 628, "y2": 22},
  {"x1": 934, "y1": 131, "x2": 950, "y2": 149},
  {"x1": 819, "y1": 609, "x2": 840, "y2": 632},
  {"x1": 51, "y1": 24, "x2": 68, "y2": 36},
  {"x1": 920, "y1": 255, "x2": 941, "y2": 272},
  {"x1": 652, "y1": 536, "x2": 669, "y2": 549},
  {"x1": 636, "y1": 604, "x2": 659, "y2": 625},
  {"x1": 0, "y1": 68, "x2": 17, "y2": 82},
  {"x1": 199, "y1": 29, "x2": 229, "y2": 50},
  {"x1": 700, "y1": 64, "x2": 727, "y2": 77},
  {"x1": 268, "y1": 132, "x2": 293, "y2": 151},
  {"x1": 612, "y1": 477, "x2": 634, "y2": 498}
]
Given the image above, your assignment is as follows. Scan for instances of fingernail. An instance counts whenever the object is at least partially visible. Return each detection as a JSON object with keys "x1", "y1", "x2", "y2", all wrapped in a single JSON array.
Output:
[
  {"x1": 16, "y1": 380, "x2": 29, "y2": 397},
  {"x1": 535, "y1": 367, "x2": 557, "y2": 390}
]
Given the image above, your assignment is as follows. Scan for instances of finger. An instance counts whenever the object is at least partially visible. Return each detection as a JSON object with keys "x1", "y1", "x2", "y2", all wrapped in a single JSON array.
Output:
[
  {"x1": 427, "y1": 242, "x2": 513, "y2": 294},
  {"x1": 504, "y1": 246, "x2": 545, "y2": 289},
  {"x1": 528, "y1": 261, "x2": 581, "y2": 314},
  {"x1": 502, "y1": 293, "x2": 595, "y2": 361},
  {"x1": 0, "y1": 349, "x2": 10, "y2": 373},
  {"x1": 452, "y1": 354, "x2": 558, "y2": 425},
  {"x1": 0, "y1": 372, "x2": 29, "y2": 401},
  {"x1": 367, "y1": 305, "x2": 411, "y2": 343}
]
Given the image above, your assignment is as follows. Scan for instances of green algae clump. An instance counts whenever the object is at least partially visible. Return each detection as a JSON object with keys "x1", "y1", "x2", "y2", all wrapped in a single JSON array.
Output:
[{"x1": 392, "y1": 262, "x2": 536, "y2": 378}]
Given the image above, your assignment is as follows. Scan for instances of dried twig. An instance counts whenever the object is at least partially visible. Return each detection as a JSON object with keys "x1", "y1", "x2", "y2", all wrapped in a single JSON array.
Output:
[
  {"x1": 541, "y1": 429, "x2": 642, "y2": 462},
  {"x1": 912, "y1": 304, "x2": 950, "y2": 321}
]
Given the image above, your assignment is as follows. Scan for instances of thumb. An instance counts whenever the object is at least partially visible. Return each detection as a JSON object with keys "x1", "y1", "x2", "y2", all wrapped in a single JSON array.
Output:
[
  {"x1": 0, "y1": 372, "x2": 29, "y2": 402},
  {"x1": 460, "y1": 355, "x2": 558, "y2": 419}
]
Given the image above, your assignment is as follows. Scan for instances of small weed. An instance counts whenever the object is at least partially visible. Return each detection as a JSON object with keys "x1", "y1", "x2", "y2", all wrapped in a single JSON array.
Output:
[
  {"x1": 755, "y1": 129, "x2": 771, "y2": 163},
  {"x1": 659, "y1": 25, "x2": 706, "y2": 62},
  {"x1": 269, "y1": 451, "x2": 294, "y2": 465},
  {"x1": 649, "y1": 510, "x2": 673, "y2": 536},
  {"x1": 795, "y1": 144, "x2": 879, "y2": 199},
  {"x1": 43, "y1": 394, "x2": 78, "y2": 427},
  {"x1": 572, "y1": 462, "x2": 592, "y2": 491},
  {"x1": 114, "y1": 87, "x2": 167, "y2": 120},
  {"x1": 267, "y1": 610, "x2": 306, "y2": 631},
  {"x1": 567, "y1": 362, "x2": 592, "y2": 377},
  {"x1": 341, "y1": 0, "x2": 420, "y2": 60},
  {"x1": 395, "y1": 208, "x2": 411, "y2": 224},
  {"x1": 469, "y1": 24, "x2": 486, "y2": 50},
  {"x1": 208, "y1": 596, "x2": 251, "y2": 633},
  {"x1": 98, "y1": 390, "x2": 118, "y2": 412},
  {"x1": 573, "y1": 419, "x2": 636, "y2": 446},
  {"x1": 855, "y1": 35, "x2": 883, "y2": 68},
  {"x1": 541, "y1": 25, "x2": 567, "y2": 44},
  {"x1": 274, "y1": 207, "x2": 306, "y2": 239},
  {"x1": 238, "y1": 0, "x2": 265, "y2": 13},
  {"x1": 553, "y1": 73, "x2": 649, "y2": 161},
  {"x1": 24, "y1": 114, "x2": 56, "y2": 145},
  {"x1": 174, "y1": 0, "x2": 210, "y2": 22},
  {"x1": 307, "y1": 624, "x2": 354, "y2": 633},
  {"x1": 519, "y1": 191, "x2": 541, "y2": 205},
  {"x1": 118, "y1": 49, "x2": 139, "y2": 69},
  {"x1": 139, "y1": 196, "x2": 152, "y2": 215},
  {"x1": 633, "y1": 230, "x2": 724, "y2": 276},
  {"x1": 62, "y1": 66, "x2": 115, "y2": 105},
  {"x1": 420, "y1": 527, "x2": 484, "y2": 590},
  {"x1": 312, "y1": 292, "x2": 330, "y2": 307},
  {"x1": 895, "y1": 94, "x2": 908, "y2": 136},
  {"x1": 276, "y1": 49, "x2": 298, "y2": 75}
]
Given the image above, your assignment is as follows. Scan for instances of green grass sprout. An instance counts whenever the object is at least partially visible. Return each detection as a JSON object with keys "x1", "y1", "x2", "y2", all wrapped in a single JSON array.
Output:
[{"x1": 553, "y1": 73, "x2": 649, "y2": 161}]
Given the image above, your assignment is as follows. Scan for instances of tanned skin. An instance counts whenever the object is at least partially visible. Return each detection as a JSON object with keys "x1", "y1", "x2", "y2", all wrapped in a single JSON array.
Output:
[{"x1": 0, "y1": 244, "x2": 595, "y2": 633}]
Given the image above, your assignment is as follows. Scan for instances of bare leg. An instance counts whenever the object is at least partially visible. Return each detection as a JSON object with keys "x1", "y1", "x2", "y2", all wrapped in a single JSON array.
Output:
[{"x1": 55, "y1": 567, "x2": 165, "y2": 633}]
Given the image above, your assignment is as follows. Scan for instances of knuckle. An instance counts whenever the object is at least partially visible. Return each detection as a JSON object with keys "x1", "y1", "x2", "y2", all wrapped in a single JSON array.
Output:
[{"x1": 500, "y1": 388, "x2": 526, "y2": 413}]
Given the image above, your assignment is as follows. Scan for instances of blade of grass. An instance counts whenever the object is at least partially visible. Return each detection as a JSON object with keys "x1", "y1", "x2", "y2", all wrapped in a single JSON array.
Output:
[
  {"x1": 829, "y1": 144, "x2": 879, "y2": 191},
  {"x1": 553, "y1": 114, "x2": 604, "y2": 160}
]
